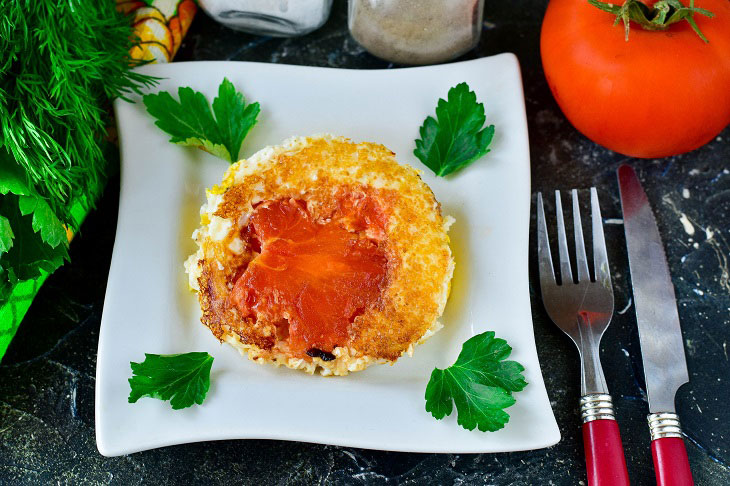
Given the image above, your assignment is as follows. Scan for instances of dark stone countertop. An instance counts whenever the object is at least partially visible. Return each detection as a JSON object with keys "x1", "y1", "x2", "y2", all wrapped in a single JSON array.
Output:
[{"x1": 1, "y1": 2, "x2": 729, "y2": 484}]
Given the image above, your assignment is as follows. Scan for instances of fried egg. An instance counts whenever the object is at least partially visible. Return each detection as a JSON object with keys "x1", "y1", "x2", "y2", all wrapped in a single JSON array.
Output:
[{"x1": 185, "y1": 135, "x2": 454, "y2": 375}]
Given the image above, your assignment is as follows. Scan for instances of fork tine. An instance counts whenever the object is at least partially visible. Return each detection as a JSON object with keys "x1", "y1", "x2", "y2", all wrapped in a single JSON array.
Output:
[
  {"x1": 572, "y1": 189, "x2": 590, "y2": 282},
  {"x1": 591, "y1": 188, "x2": 612, "y2": 287},
  {"x1": 536, "y1": 193, "x2": 556, "y2": 286},
  {"x1": 555, "y1": 190, "x2": 573, "y2": 285}
]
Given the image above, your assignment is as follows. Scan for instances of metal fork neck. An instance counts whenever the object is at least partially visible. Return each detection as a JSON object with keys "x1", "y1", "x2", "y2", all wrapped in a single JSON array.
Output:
[{"x1": 577, "y1": 313, "x2": 609, "y2": 395}]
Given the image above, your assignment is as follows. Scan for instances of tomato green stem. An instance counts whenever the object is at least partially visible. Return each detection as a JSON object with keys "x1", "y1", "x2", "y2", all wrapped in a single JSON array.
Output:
[{"x1": 588, "y1": 0, "x2": 714, "y2": 42}]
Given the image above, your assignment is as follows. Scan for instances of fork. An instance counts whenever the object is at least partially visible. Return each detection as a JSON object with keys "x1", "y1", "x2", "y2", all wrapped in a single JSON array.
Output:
[{"x1": 536, "y1": 188, "x2": 630, "y2": 486}]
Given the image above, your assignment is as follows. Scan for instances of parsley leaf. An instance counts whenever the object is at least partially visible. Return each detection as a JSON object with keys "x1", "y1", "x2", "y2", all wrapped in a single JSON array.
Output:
[
  {"x1": 128, "y1": 352, "x2": 214, "y2": 410},
  {"x1": 0, "y1": 158, "x2": 70, "y2": 296},
  {"x1": 0, "y1": 158, "x2": 32, "y2": 198},
  {"x1": 0, "y1": 215, "x2": 13, "y2": 253},
  {"x1": 425, "y1": 331, "x2": 527, "y2": 432},
  {"x1": 0, "y1": 195, "x2": 68, "y2": 284},
  {"x1": 18, "y1": 196, "x2": 67, "y2": 248},
  {"x1": 143, "y1": 78, "x2": 260, "y2": 163},
  {"x1": 414, "y1": 82, "x2": 495, "y2": 177},
  {"x1": 0, "y1": 160, "x2": 68, "y2": 248}
]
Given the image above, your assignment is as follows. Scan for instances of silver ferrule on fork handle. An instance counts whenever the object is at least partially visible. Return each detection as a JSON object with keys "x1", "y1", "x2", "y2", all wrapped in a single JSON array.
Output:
[
  {"x1": 648, "y1": 412, "x2": 683, "y2": 440},
  {"x1": 580, "y1": 393, "x2": 616, "y2": 423}
]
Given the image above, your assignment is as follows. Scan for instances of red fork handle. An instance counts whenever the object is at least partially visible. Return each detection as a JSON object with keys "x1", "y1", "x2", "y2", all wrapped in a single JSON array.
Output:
[
  {"x1": 580, "y1": 394, "x2": 630, "y2": 486},
  {"x1": 649, "y1": 413, "x2": 694, "y2": 486},
  {"x1": 583, "y1": 419, "x2": 630, "y2": 486}
]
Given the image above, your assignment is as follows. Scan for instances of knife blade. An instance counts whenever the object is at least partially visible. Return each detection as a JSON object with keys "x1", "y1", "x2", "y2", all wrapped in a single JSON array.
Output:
[
  {"x1": 617, "y1": 164, "x2": 689, "y2": 413},
  {"x1": 618, "y1": 164, "x2": 693, "y2": 486}
]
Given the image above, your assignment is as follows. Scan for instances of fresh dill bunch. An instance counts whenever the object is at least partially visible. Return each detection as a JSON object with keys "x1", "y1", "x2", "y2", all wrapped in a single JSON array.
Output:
[
  {"x1": 0, "y1": 0, "x2": 156, "y2": 228},
  {"x1": 0, "y1": 1, "x2": 156, "y2": 301}
]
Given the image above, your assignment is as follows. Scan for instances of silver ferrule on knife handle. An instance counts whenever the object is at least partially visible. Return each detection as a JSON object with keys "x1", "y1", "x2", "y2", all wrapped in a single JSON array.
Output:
[
  {"x1": 648, "y1": 412, "x2": 683, "y2": 440},
  {"x1": 580, "y1": 393, "x2": 616, "y2": 423}
]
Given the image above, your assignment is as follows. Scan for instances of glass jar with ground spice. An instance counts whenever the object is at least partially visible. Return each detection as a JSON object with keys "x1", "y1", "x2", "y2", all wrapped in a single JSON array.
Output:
[{"x1": 348, "y1": 0, "x2": 484, "y2": 65}]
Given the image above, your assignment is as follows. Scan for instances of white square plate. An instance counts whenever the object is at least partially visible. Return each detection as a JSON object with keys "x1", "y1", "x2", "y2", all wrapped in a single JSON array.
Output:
[{"x1": 97, "y1": 55, "x2": 560, "y2": 456}]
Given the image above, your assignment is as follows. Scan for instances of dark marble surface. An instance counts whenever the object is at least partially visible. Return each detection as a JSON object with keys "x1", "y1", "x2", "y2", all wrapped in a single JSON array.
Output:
[{"x1": 1, "y1": 2, "x2": 729, "y2": 484}]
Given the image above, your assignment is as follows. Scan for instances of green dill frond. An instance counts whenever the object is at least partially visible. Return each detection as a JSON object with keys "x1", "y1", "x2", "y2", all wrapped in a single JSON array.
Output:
[
  {"x1": 0, "y1": 0, "x2": 156, "y2": 229},
  {"x1": 0, "y1": 1, "x2": 157, "y2": 302}
]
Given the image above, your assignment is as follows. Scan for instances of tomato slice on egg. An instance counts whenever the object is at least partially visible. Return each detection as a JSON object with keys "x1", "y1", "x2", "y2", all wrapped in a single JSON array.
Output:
[{"x1": 230, "y1": 197, "x2": 389, "y2": 359}]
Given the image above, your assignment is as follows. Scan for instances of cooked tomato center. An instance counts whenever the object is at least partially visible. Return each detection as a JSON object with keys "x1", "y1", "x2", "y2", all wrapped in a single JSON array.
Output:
[{"x1": 230, "y1": 196, "x2": 388, "y2": 359}]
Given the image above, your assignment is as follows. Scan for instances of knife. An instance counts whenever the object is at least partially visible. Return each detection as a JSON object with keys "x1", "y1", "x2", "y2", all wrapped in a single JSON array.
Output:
[{"x1": 618, "y1": 164, "x2": 693, "y2": 486}]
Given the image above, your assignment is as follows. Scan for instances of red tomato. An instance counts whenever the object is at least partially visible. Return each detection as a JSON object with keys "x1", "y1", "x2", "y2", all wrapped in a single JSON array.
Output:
[{"x1": 540, "y1": 0, "x2": 730, "y2": 158}]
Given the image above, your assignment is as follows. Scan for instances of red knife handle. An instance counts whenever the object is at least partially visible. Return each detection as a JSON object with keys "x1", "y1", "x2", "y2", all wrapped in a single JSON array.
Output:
[
  {"x1": 649, "y1": 413, "x2": 694, "y2": 486},
  {"x1": 580, "y1": 394, "x2": 630, "y2": 486}
]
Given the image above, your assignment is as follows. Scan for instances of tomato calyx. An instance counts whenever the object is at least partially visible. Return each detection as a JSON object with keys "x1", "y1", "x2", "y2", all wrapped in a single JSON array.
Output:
[{"x1": 589, "y1": 0, "x2": 714, "y2": 42}]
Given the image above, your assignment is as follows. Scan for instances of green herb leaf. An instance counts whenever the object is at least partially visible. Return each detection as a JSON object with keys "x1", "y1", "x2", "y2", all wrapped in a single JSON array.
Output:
[
  {"x1": 0, "y1": 158, "x2": 68, "y2": 249},
  {"x1": 0, "y1": 215, "x2": 13, "y2": 253},
  {"x1": 0, "y1": 195, "x2": 68, "y2": 284},
  {"x1": 425, "y1": 331, "x2": 527, "y2": 432},
  {"x1": 143, "y1": 78, "x2": 260, "y2": 163},
  {"x1": 414, "y1": 82, "x2": 495, "y2": 177},
  {"x1": 128, "y1": 352, "x2": 214, "y2": 410},
  {"x1": 0, "y1": 159, "x2": 32, "y2": 198},
  {"x1": 18, "y1": 195, "x2": 67, "y2": 248},
  {"x1": 212, "y1": 78, "x2": 260, "y2": 162}
]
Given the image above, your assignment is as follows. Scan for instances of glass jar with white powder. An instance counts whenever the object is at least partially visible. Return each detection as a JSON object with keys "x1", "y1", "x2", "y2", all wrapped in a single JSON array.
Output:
[
  {"x1": 348, "y1": 0, "x2": 484, "y2": 65},
  {"x1": 198, "y1": 0, "x2": 333, "y2": 37}
]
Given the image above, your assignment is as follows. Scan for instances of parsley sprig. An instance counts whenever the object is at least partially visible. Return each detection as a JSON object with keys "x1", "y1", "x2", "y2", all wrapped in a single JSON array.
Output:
[
  {"x1": 414, "y1": 82, "x2": 495, "y2": 177},
  {"x1": 129, "y1": 352, "x2": 214, "y2": 410},
  {"x1": 143, "y1": 78, "x2": 260, "y2": 163},
  {"x1": 425, "y1": 331, "x2": 527, "y2": 432}
]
